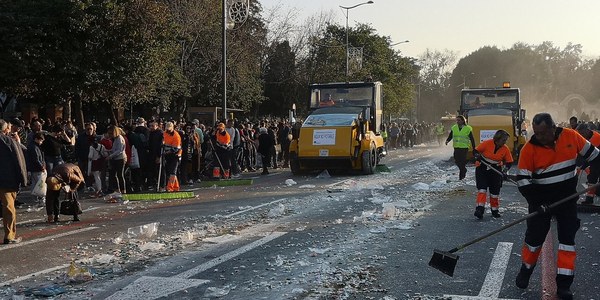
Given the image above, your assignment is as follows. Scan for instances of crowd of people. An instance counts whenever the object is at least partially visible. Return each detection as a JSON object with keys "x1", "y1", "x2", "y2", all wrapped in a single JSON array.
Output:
[
  {"x1": 381, "y1": 121, "x2": 447, "y2": 149},
  {"x1": 0, "y1": 115, "x2": 295, "y2": 243}
]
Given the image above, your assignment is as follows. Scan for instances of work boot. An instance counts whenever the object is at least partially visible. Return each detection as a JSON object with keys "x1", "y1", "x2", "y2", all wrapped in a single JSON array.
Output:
[
  {"x1": 491, "y1": 209, "x2": 501, "y2": 218},
  {"x1": 515, "y1": 264, "x2": 534, "y2": 289},
  {"x1": 556, "y1": 288, "x2": 573, "y2": 300},
  {"x1": 581, "y1": 196, "x2": 594, "y2": 205},
  {"x1": 47, "y1": 216, "x2": 54, "y2": 223},
  {"x1": 474, "y1": 206, "x2": 484, "y2": 219},
  {"x1": 556, "y1": 274, "x2": 574, "y2": 300}
]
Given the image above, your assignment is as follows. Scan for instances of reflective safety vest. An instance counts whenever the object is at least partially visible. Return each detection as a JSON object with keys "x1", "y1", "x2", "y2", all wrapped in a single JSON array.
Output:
[
  {"x1": 590, "y1": 131, "x2": 600, "y2": 147},
  {"x1": 517, "y1": 128, "x2": 598, "y2": 190},
  {"x1": 163, "y1": 131, "x2": 182, "y2": 156},
  {"x1": 451, "y1": 124, "x2": 473, "y2": 149},
  {"x1": 475, "y1": 139, "x2": 513, "y2": 167},
  {"x1": 435, "y1": 124, "x2": 445, "y2": 135}
]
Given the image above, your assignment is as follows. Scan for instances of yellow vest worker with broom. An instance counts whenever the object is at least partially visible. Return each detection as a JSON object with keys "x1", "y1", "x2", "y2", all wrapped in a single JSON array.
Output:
[
  {"x1": 515, "y1": 113, "x2": 599, "y2": 299},
  {"x1": 163, "y1": 122, "x2": 182, "y2": 192}
]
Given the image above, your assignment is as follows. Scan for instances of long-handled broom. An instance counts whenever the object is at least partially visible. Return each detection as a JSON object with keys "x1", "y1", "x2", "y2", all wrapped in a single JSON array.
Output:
[
  {"x1": 476, "y1": 156, "x2": 518, "y2": 185},
  {"x1": 429, "y1": 182, "x2": 600, "y2": 277}
]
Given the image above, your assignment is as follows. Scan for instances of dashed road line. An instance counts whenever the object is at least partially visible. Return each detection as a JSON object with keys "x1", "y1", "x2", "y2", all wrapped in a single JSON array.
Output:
[
  {"x1": 445, "y1": 242, "x2": 518, "y2": 300},
  {"x1": 0, "y1": 227, "x2": 97, "y2": 251},
  {"x1": 223, "y1": 198, "x2": 288, "y2": 218},
  {"x1": 174, "y1": 231, "x2": 287, "y2": 279}
]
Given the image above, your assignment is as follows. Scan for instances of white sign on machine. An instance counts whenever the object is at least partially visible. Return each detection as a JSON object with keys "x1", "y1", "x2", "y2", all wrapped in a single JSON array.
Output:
[
  {"x1": 313, "y1": 129, "x2": 336, "y2": 145},
  {"x1": 479, "y1": 129, "x2": 498, "y2": 143}
]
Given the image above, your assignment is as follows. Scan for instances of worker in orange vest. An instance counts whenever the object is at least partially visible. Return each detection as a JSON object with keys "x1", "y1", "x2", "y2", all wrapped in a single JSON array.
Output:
[
  {"x1": 213, "y1": 123, "x2": 232, "y2": 179},
  {"x1": 515, "y1": 113, "x2": 599, "y2": 299},
  {"x1": 472, "y1": 130, "x2": 513, "y2": 219},
  {"x1": 163, "y1": 122, "x2": 182, "y2": 192},
  {"x1": 576, "y1": 123, "x2": 600, "y2": 204}
]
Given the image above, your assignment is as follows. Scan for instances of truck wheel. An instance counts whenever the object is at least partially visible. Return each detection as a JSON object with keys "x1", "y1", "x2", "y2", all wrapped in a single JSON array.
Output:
[
  {"x1": 362, "y1": 149, "x2": 375, "y2": 175},
  {"x1": 290, "y1": 153, "x2": 301, "y2": 175}
]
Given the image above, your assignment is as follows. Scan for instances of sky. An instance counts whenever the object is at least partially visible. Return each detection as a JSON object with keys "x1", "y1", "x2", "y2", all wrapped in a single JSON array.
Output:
[{"x1": 259, "y1": 0, "x2": 600, "y2": 60}]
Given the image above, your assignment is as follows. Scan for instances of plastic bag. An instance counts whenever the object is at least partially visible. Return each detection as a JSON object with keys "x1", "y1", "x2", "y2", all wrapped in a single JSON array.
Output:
[
  {"x1": 127, "y1": 222, "x2": 159, "y2": 240},
  {"x1": 129, "y1": 145, "x2": 140, "y2": 169},
  {"x1": 31, "y1": 172, "x2": 48, "y2": 197}
]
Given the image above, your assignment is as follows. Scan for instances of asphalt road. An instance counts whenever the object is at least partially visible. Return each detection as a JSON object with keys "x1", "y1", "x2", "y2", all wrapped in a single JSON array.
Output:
[{"x1": 1, "y1": 144, "x2": 599, "y2": 300}]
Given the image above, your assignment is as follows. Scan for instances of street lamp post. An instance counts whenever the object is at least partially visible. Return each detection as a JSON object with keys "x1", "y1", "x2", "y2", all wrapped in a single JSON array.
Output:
[
  {"x1": 390, "y1": 40, "x2": 409, "y2": 47},
  {"x1": 221, "y1": 0, "x2": 247, "y2": 121},
  {"x1": 340, "y1": 1, "x2": 374, "y2": 81},
  {"x1": 484, "y1": 75, "x2": 497, "y2": 87},
  {"x1": 461, "y1": 72, "x2": 475, "y2": 88}
]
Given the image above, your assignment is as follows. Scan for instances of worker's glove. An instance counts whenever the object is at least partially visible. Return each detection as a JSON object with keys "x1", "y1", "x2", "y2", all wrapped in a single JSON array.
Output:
[{"x1": 472, "y1": 150, "x2": 481, "y2": 161}]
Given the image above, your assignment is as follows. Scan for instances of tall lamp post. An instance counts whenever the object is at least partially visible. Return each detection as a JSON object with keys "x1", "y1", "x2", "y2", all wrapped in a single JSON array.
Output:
[
  {"x1": 340, "y1": 1, "x2": 374, "y2": 81},
  {"x1": 390, "y1": 40, "x2": 409, "y2": 47},
  {"x1": 461, "y1": 72, "x2": 475, "y2": 88},
  {"x1": 222, "y1": 0, "x2": 248, "y2": 121}
]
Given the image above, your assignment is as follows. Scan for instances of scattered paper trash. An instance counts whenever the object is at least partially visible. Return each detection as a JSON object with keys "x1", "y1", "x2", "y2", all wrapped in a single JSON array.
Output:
[
  {"x1": 382, "y1": 203, "x2": 397, "y2": 219},
  {"x1": 298, "y1": 184, "x2": 316, "y2": 189},
  {"x1": 370, "y1": 227, "x2": 387, "y2": 234},
  {"x1": 203, "y1": 285, "x2": 233, "y2": 298},
  {"x1": 93, "y1": 254, "x2": 115, "y2": 265},
  {"x1": 411, "y1": 182, "x2": 430, "y2": 191},
  {"x1": 268, "y1": 204, "x2": 285, "y2": 218},
  {"x1": 24, "y1": 285, "x2": 66, "y2": 297},
  {"x1": 308, "y1": 247, "x2": 331, "y2": 254},
  {"x1": 430, "y1": 180, "x2": 447, "y2": 188},
  {"x1": 180, "y1": 231, "x2": 195, "y2": 244},
  {"x1": 112, "y1": 233, "x2": 127, "y2": 244},
  {"x1": 127, "y1": 222, "x2": 159, "y2": 240},
  {"x1": 139, "y1": 242, "x2": 165, "y2": 252},
  {"x1": 104, "y1": 192, "x2": 123, "y2": 203},
  {"x1": 65, "y1": 261, "x2": 93, "y2": 283},
  {"x1": 316, "y1": 170, "x2": 331, "y2": 179},
  {"x1": 284, "y1": 179, "x2": 297, "y2": 186}
]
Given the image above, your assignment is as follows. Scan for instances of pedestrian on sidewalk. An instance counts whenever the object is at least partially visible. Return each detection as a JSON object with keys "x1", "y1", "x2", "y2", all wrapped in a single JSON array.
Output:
[
  {"x1": 257, "y1": 127, "x2": 273, "y2": 175},
  {"x1": 445, "y1": 115, "x2": 476, "y2": 180},
  {"x1": 472, "y1": 130, "x2": 513, "y2": 219},
  {"x1": 0, "y1": 119, "x2": 28, "y2": 244},
  {"x1": 515, "y1": 113, "x2": 599, "y2": 299},
  {"x1": 26, "y1": 132, "x2": 46, "y2": 206}
]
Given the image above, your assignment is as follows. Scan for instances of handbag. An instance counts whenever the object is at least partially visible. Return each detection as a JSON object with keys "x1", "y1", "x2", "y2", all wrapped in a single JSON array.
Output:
[{"x1": 60, "y1": 191, "x2": 83, "y2": 216}]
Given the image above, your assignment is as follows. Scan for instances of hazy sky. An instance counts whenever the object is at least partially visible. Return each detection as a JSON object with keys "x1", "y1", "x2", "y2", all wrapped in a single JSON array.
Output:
[{"x1": 260, "y1": 0, "x2": 600, "y2": 59}]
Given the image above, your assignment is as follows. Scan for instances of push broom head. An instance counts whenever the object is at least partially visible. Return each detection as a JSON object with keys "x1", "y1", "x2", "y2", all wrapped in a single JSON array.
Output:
[{"x1": 429, "y1": 249, "x2": 459, "y2": 277}]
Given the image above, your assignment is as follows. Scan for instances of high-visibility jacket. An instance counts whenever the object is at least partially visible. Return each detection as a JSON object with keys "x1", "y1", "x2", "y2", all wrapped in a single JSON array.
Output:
[
  {"x1": 216, "y1": 130, "x2": 231, "y2": 148},
  {"x1": 590, "y1": 131, "x2": 600, "y2": 147},
  {"x1": 435, "y1": 124, "x2": 445, "y2": 135},
  {"x1": 163, "y1": 131, "x2": 182, "y2": 156},
  {"x1": 475, "y1": 139, "x2": 513, "y2": 168},
  {"x1": 517, "y1": 127, "x2": 599, "y2": 201},
  {"x1": 450, "y1": 124, "x2": 473, "y2": 149}
]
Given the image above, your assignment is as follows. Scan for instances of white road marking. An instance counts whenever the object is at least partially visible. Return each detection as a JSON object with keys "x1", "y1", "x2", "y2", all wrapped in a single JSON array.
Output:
[
  {"x1": 13, "y1": 206, "x2": 100, "y2": 226},
  {"x1": 174, "y1": 231, "x2": 287, "y2": 279},
  {"x1": 105, "y1": 276, "x2": 209, "y2": 300},
  {"x1": 0, "y1": 227, "x2": 97, "y2": 251},
  {"x1": 104, "y1": 231, "x2": 287, "y2": 300},
  {"x1": 478, "y1": 242, "x2": 513, "y2": 298},
  {"x1": 408, "y1": 158, "x2": 419, "y2": 163},
  {"x1": 0, "y1": 263, "x2": 71, "y2": 286},
  {"x1": 223, "y1": 199, "x2": 287, "y2": 218},
  {"x1": 445, "y1": 242, "x2": 518, "y2": 300},
  {"x1": 325, "y1": 179, "x2": 354, "y2": 188}
]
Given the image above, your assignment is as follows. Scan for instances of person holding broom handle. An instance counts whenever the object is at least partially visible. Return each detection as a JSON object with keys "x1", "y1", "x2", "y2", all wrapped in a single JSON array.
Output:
[
  {"x1": 515, "y1": 113, "x2": 599, "y2": 299},
  {"x1": 162, "y1": 122, "x2": 182, "y2": 192},
  {"x1": 472, "y1": 130, "x2": 513, "y2": 219}
]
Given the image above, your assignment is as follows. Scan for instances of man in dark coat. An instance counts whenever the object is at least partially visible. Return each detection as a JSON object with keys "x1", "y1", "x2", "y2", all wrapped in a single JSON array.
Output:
[
  {"x1": 257, "y1": 127, "x2": 274, "y2": 175},
  {"x1": 0, "y1": 119, "x2": 28, "y2": 244}
]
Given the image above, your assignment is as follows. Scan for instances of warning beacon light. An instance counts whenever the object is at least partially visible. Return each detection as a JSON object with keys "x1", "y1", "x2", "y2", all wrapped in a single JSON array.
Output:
[{"x1": 502, "y1": 82, "x2": 511, "y2": 88}]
